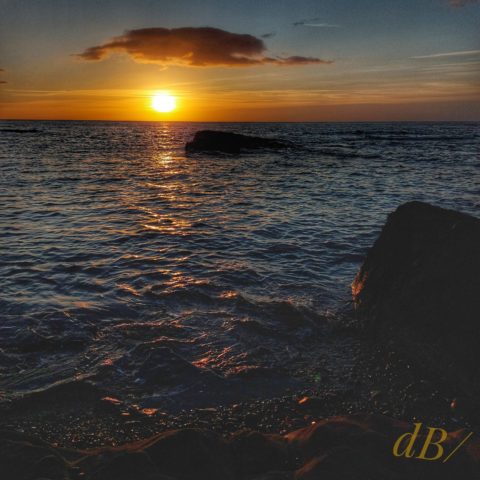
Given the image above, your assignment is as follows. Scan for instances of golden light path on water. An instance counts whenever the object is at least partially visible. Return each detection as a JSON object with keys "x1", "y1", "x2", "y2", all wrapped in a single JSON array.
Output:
[{"x1": 0, "y1": 120, "x2": 477, "y2": 407}]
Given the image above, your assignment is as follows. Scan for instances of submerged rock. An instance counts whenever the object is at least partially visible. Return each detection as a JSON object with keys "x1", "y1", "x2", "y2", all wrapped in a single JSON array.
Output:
[
  {"x1": 185, "y1": 130, "x2": 291, "y2": 154},
  {"x1": 352, "y1": 201, "x2": 480, "y2": 397}
]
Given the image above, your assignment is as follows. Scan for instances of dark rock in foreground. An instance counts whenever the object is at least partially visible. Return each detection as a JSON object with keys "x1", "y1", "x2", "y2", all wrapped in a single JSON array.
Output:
[
  {"x1": 2, "y1": 414, "x2": 479, "y2": 479},
  {"x1": 353, "y1": 201, "x2": 480, "y2": 397},
  {"x1": 185, "y1": 130, "x2": 291, "y2": 154}
]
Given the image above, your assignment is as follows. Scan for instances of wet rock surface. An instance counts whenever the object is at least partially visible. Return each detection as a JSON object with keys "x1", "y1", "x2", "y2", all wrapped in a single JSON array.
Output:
[
  {"x1": 185, "y1": 130, "x2": 292, "y2": 153},
  {"x1": 353, "y1": 201, "x2": 480, "y2": 400},
  {"x1": 1, "y1": 414, "x2": 479, "y2": 480}
]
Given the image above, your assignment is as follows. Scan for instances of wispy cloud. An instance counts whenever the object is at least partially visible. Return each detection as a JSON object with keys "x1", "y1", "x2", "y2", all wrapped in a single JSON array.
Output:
[
  {"x1": 76, "y1": 27, "x2": 332, "y2": 67},
  {"x1": 303, "y1": 23, "x2": 340, "y2": 28},
  {"x1": 293, "y1": 18, "x2": 340, "y2": 27},
  {"x1": 411, "y1": 49, "x2": 480, "y2": 59},
  {"x1": 261, "y1": 32, "x2": 276, "y2": 39},
  {"x1": 0, "y1": 68, "x2": 6, "y2": 84}
]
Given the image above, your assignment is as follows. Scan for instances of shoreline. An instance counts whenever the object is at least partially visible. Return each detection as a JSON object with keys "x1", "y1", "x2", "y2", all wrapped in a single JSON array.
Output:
[
  {"x1": 0, "y1": 331, "x2": 472, "y2": 450},
  {"x1": 1, "y1": 200, "x2": 478, "y2": 478},
  {"x1": 4, "y1": 412, "x2": 480, "y2": 480},
  {"x1": 1, "y1": 336, "x2": 478, "y2": 479}
]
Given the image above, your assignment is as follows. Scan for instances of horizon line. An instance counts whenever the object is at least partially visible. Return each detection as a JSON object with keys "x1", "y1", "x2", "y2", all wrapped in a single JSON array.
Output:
[{"x1": 1, "y1": 118, "x2": 479, "y2": 124}]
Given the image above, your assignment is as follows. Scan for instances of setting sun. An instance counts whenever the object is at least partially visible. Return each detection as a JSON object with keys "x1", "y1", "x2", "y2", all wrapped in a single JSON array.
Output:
[{"x1": 151, "y1": 94, "x2": 176, "y2": 113}]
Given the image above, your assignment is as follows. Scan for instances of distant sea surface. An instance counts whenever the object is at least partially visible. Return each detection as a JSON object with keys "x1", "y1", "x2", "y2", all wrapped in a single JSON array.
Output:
[{"x1": 0, "y1": 121, "x2": 478, "y2": 408}]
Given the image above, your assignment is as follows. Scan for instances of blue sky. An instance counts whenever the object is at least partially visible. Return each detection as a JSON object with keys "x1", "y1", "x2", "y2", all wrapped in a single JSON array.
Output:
[{"x1": 0, "y1": 0, "x2": 479, "y2": 120}]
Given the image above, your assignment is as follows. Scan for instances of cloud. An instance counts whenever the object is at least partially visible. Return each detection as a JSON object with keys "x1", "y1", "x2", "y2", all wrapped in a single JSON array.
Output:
[
  {"x1": 0, "y1": 68, "x2": 6, "y2": 84},
  {"x1": 293, "y1": 18, "x2": 339, "y2": 27},
  {"x1": 449, "y1": 0, "x2": 479, "y2": 6},
  {"x1": 293, "y1": 18, "x2": 319, "y2": 26},
  {"x1": 411, "y1": 49, "x2": 480, "y2": 59},
  {"x1": 261, "y1": 32, "x2": 276, "y2": 39},
  {"x1": 76, "y1": 27, "x2": 331, "y2": 67},
  {"x1": 276, "y1": 55, "x2": 331, "y2": 65},
  {"x1": 303, "y1": 23, "x2": 340, "y2": 28}
]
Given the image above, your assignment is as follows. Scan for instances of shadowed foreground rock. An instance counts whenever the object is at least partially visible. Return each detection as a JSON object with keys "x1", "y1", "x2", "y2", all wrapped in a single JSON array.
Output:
[
  {"x1": 185, "y1": 130, "x2": 291, "y2": 154},
  {"x1": 353, "y1": 201, "x2": 480, "y2": 399},
  {"x1": 1, "y1": 415, "x2": 479, "y2": 479}
]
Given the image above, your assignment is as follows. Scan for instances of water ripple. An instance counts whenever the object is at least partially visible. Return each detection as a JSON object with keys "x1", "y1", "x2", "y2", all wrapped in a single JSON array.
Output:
[{"x1": 0, "y1": 120, "x2": 478, "y2": 405}]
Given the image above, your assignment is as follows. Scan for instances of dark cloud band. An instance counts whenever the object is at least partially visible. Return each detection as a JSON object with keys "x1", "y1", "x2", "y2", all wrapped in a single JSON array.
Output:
[{"x1": 76, "y1": 27, "x2": 331, "y2": 67}]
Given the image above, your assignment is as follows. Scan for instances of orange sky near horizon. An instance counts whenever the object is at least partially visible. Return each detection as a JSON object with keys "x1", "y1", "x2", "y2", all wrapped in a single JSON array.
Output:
[
  {"x1": 2, "y1": 88, "x2": 478, "y2": 122},
  {"x1": 0, "y1": 1, "x2": 479, "y2": 122}
]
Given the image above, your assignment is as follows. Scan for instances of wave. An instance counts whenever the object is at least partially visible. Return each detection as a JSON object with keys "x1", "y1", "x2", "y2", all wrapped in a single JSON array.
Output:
[
  {"x1": 315, "y1": 147, "x2": 381, "y2": 159},
  {"x1": 361, "y1": 133, "x2": 470, "y2": 142}
]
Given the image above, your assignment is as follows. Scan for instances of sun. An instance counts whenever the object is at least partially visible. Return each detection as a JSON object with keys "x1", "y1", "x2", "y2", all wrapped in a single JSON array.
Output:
[{"x1": 151, "y1": 93, "x2": 176, "y2": 113}]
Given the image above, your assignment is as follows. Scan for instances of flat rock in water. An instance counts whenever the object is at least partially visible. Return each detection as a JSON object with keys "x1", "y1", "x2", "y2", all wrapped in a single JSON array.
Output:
[
  {"x1": 352, "y1": 201, "x2": 480, "y2": 398},
  {"x1": 185, "y1": 130, "x2": 290, "y2": 154}
]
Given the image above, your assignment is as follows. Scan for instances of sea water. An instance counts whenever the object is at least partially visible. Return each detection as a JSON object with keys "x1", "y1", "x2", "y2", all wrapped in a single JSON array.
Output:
[{"x1": 0, "y1": 121, "x2": 478, "y2": 408}]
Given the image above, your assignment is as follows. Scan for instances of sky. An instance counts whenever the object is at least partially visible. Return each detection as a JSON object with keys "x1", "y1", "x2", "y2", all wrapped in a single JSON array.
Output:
[{"x1": 0, "y1": 0, "x2": 479, "y2": 121}]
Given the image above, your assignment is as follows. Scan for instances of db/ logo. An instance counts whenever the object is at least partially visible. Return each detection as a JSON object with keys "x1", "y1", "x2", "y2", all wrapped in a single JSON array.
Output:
[{"x1": 393, "y1": 423, "x2": 473, "y2": 462}]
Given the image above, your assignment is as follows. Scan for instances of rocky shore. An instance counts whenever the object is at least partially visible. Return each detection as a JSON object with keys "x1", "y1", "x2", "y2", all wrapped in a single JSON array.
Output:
[
  {"x1": 1, "y1": 201, "x2": 479, "y2": 479},
  {"x1": 2, "y1": 413, "x2": 479, "y2": 479}
]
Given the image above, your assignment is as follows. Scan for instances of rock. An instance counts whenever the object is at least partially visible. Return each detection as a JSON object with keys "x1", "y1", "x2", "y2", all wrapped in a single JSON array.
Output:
[
  {"x1": 89, "y1": 451, "x2": 160, "y2": 480},
  {"x1": 0, "y1": 430, "x2": 70, "y2": 480},
  {"x1": 143, "y1": 428, "x2": 235, "y2": 480},
  {"x1": 229, "y1": 430, "x2": 292, "y2": 476},
  {"x1": 251, "y1": 472, "x2": 293, "y2": 480},
  {"x1": 0, "y1": 128, "x2": 40, "y2": 133},
  {"x1": 289, "y1": 414, "x2": 479, "y2": 480},
  {"x1": 297, "y1": 396, "x2": 323, "y2": 410},
  {"x1": 352, "y1": 201, "x2": 480, "y2": 397},
  {"x1": 1, "y1": 415, "x2": 480, "y2": 479},
  {"x1": 185, "y1": 130, "x2": 290, "y2": 154},
  {"x1": 33, "y1": 454, "x2": 68, "y2": 479}
]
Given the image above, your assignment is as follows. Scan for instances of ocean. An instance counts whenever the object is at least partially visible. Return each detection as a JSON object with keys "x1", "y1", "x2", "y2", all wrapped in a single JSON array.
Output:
[{"x1": 0, "y1": 121, "x2": 478, "y2": 410}]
